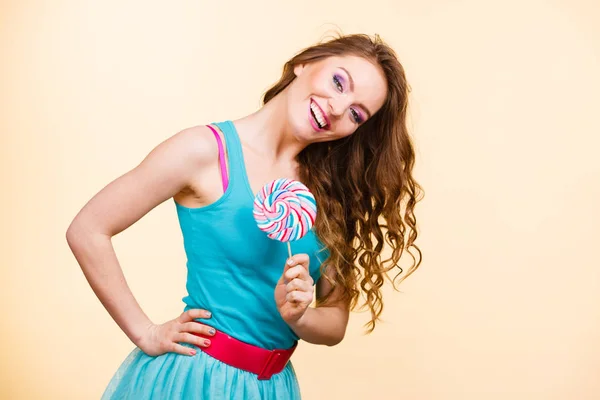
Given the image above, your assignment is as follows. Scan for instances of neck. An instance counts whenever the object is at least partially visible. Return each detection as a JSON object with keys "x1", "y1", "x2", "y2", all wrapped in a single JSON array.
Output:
[{"x1": 233, "y1": 89, "x2": 306, "y2": 163}]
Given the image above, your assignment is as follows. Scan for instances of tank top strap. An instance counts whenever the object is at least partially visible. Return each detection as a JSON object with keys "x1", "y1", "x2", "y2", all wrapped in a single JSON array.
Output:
[
  {"x1": 212, "y1": 120, "x2": 255, "y2": 199},
  {"x1": 205, "y1": 124, "x2": 229, "y2": 192}
]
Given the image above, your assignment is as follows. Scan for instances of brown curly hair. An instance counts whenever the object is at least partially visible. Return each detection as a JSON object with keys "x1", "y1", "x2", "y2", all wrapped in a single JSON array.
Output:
[{"x1": 263, "y1": 33, "x2": 423, "y2": 333}]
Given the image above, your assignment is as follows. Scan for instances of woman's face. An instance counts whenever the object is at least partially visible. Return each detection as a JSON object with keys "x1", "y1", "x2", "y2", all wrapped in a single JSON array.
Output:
[{"x1": 287, "y1": 55, "x2": 388, "y2": 143}]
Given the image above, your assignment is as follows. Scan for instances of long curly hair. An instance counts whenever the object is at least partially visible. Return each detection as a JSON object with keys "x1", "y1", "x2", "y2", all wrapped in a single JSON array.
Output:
[{"x1": 263, "y1": 33, "x2": 423, "y2": 332}]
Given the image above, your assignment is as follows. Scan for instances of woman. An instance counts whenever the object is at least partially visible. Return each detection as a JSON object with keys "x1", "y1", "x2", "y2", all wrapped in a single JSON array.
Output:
[{"x1": 66, "y1": 33, "x2": 423, "y2": 399}]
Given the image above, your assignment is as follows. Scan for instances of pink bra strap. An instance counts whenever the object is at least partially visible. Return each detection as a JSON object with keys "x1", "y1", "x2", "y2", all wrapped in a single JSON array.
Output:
[{"x1": 206, "y1": 125, "x2": 229, "y2": 192}]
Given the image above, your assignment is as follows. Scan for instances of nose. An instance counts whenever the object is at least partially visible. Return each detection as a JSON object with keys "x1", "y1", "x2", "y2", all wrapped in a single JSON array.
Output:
[{"x1": 328, "y1": 96, "x2": 351, "y2": 118}]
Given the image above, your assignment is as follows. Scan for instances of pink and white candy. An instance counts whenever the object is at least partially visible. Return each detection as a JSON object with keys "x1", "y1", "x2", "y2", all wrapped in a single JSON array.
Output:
[{"x1": 253, "y1": 178, "x2": 317, "y2": 242}]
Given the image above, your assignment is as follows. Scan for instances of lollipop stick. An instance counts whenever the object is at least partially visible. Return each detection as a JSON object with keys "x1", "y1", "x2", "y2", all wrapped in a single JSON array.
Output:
[{"x1": 287, "y1": 242, "x2": 292, "y2": 259}]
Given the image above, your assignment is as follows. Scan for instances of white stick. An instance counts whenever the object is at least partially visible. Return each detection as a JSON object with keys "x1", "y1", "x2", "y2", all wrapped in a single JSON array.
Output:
[{"x1": 287, "y1": 242, "x2": 292, "y2": 259}]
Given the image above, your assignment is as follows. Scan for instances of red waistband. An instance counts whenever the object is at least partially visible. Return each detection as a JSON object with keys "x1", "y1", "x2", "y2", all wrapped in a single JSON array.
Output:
[{"x1": 192, "y1": 322, "x2": 297, "y2": 380}]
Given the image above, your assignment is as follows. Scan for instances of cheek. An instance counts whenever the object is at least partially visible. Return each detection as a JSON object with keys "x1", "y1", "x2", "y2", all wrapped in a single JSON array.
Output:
[
  {"x1": 333, "y1": 120, "x2": 358, "y2": 137},
  {"x1": 307, "y1": 69, "x2": 333, "y2": 96}
]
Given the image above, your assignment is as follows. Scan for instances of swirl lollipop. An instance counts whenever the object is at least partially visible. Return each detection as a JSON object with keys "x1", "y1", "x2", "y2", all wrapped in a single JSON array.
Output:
[{"x1": 253, "y1": 178, "x2": 317, "y2": 257}]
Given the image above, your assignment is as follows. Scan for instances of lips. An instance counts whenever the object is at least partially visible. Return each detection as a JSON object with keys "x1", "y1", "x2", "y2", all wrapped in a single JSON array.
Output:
[{"x1": 309, "y1": 99, "x2": 330, "y2": 131}]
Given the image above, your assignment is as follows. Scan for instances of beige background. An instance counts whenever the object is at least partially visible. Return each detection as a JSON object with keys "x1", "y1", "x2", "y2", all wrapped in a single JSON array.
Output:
[{"x1": 2, "y1": 0, "x2": 599, "y2": 399}]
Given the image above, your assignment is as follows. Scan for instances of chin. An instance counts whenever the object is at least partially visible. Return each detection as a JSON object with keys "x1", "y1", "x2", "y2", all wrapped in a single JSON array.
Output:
[{"x1": 288, "y1": 102, "x2": 330, "y2": 142}]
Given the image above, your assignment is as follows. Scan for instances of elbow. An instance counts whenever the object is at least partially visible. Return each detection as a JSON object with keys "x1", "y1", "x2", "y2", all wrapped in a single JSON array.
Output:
[
  {"x1": 66, "y1": 221, "x2": 82, "y2": 249},
  {"x1": 325, "y1": 331, "x2": 345, "y2": 347},
  {"x1": 66, "y1": 224, "x2": 76, "y2": 247},
  {"x1": 66, "y1": 219, "x2": 93, "y2": 250},
  {"x1": 323, "y1": 312, "x2": 349, "y2": 347}
]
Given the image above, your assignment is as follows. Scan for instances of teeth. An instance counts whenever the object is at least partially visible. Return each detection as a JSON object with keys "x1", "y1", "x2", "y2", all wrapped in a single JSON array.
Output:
[{"x1": 310, "y1": 101, "x2": 327, "y2": 129}]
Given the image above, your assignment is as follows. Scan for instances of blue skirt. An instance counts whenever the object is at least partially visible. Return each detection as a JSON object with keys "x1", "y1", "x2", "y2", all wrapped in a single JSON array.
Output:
[{"x1": 101, "y1": 343, "x2": 302, "y2": 399}]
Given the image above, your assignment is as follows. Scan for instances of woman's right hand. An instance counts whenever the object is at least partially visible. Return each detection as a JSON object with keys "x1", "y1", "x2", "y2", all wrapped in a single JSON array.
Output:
[{"x1": 136, "y1": 309, "x2": 215, "y2": 357}]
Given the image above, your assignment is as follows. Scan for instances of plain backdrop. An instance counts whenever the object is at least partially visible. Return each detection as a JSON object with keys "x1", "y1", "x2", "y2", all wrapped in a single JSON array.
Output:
[{"x1": 1, "y1": 0, "x2": 599, "y2": 399}]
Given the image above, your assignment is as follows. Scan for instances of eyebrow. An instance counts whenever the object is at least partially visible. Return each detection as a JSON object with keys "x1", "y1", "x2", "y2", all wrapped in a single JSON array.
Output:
[{"x1": 339, "y1": 66, "x2": 373, "y2": 119}]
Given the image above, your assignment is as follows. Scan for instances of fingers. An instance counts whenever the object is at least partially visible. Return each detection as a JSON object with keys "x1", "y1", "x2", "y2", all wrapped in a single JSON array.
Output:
[
  {"x1": 286, "y1": 277, "x2": 312, "y2": 293},
  {"x1": 166, "y1": 316, "x2": 216, "y2": 356},
  {"x1": 176, "y1": 332, "x2": 212, "y2": 349},
  {"x1": 171, "y1": 309, "x2": 215, "y2": 356},
  {"x1": 285, "y1": 277, "x2": 314, "y2": 304},
  {"x1": 181, "y1": 321, "x2": 216, "y2": 337},
  {"x1": 285, "y1": 254, "x2": 310, "y2": 271},
  {"x1": 171, "y1": 342, "x2": 199, "y2": 357},
  {"x1": 286, "y1": 289, "x2": 313, "y2": 304},
  {"x1": 284, "y1": 265, "x2": 313, "y2": 285},
  {"x1": 280, "y1": 254, "x2": 311, "y2": 286},
  {"x1": 177, "y1": 308, "x2": 212, "y2": 323},
  {"x1": 142, "y1": 310, "x2": 215, "y2": 357}
]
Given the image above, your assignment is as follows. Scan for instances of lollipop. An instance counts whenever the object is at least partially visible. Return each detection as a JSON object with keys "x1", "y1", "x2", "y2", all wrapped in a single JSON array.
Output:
[{"x1": 253, "y1": 178, "x2": 317, "y2": 257}]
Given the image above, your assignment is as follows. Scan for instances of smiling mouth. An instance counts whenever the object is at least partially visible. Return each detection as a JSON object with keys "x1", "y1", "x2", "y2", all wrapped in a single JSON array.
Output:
[{"x1": 310, "y1": 99, "x2": 329, "y2": 130}]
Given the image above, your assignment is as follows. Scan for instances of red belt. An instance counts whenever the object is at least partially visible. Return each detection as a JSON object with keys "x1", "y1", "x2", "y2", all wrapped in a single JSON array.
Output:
[{"x1": 192, "y1": 322, "x2": 297, "y2": 380}]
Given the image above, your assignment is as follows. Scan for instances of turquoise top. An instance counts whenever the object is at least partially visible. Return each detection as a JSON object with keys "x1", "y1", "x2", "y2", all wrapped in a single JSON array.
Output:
[{"x1": 174, "y1": 120, "x2": 327, "y2": 350}]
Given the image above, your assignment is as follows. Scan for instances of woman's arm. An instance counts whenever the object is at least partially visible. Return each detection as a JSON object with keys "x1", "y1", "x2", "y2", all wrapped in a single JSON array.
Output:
[
  {"x1": 276, "y1": 255, "x2": 350, "y2": 346},
  {"x1": 66, "y1": 126, "x2": 220, "y2": 355}
]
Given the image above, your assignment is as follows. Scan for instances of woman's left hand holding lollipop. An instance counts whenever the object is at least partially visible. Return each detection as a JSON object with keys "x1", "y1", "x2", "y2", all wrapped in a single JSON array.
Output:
[{"x1": 275, "y1": 253, "x2": 315, "y2": 324}]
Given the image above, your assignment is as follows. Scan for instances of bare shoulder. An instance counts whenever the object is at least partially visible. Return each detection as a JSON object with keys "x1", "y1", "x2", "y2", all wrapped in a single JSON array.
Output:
[
  {"x1": 66, "y1": 124, "x2": 221, "y2": 238},
  {"x1": 170, "y1": 124, "x2": 228, "y2": 207},
  {"x1": 157, "y1": 125, "x2": 220, "y2": 168},
  {"x1": 121, "y1": 124, "x2": 221, "y2": 196}
]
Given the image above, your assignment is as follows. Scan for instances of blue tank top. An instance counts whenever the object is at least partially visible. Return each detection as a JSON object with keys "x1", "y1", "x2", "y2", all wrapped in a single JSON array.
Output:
[{"x1": 174, "y1": 120, "x2": 327, "y2": 350}]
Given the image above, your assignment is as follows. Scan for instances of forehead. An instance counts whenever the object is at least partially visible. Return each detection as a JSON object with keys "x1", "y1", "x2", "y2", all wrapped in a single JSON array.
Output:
[{"x1": 320, "y1": 55, "x2": 388, "y2": 113}]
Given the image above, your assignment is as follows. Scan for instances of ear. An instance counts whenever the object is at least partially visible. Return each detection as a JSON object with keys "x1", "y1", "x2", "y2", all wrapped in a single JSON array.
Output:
[{"x1": 293, "y1": 63, "x2": 306, "y2": 77}]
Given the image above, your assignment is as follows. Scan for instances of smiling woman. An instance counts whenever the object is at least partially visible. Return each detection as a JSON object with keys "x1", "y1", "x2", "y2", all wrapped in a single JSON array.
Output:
[
  {"x1": 66, "y1": 32, "x2": 423, "y2": 399},
  {"x1": 262, "y1": 33, "x2": 422, "y2": 332},
  {"x1": 290, "y1": 55, "x2": 387, "y2": 138}
]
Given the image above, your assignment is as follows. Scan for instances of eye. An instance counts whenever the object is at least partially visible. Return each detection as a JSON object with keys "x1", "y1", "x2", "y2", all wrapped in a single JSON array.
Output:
[
  {"x1": 333, "y1": 74, "x2": 344, "y2": 92},
  {"x1": 350, "y1": 108, "x2": 364, "y2": 124}
]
